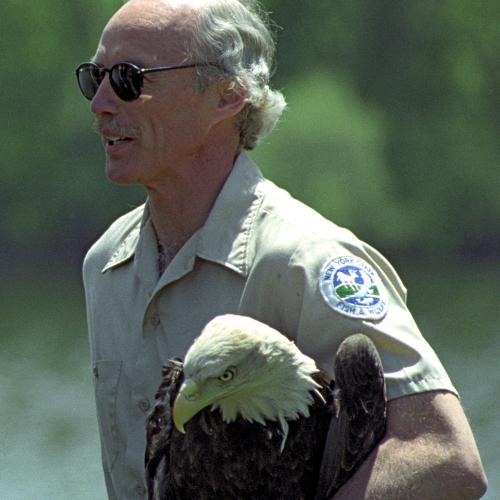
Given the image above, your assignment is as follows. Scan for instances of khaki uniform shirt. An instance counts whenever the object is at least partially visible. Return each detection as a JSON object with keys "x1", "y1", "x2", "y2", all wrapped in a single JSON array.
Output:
[{"x1": 83, "y1": 152, "x2": 456, "y2": 499}]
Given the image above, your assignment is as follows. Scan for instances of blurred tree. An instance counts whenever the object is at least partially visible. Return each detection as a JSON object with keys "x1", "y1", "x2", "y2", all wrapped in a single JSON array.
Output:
[{"x1": 263, "y1": 0, "x2": 500, "y2": 259}]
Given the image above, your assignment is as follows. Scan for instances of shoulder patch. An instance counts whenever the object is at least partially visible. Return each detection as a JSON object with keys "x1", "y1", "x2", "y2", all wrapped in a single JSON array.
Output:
[{"x1": 319, "y1": 256, "x2": 388, "y2": 320}]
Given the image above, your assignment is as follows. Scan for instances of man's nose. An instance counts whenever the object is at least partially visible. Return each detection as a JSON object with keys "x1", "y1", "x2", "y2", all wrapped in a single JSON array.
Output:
[{"x1": 90, "y1": 75, "x2": 120, "y2": 116}]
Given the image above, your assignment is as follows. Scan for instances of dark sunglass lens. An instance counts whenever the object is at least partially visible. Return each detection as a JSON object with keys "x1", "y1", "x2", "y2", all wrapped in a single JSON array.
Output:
[
  {"x1": 110, "y1": 63, "x2": 142, "y2": 101},
  {"x1": 76, "y1": 64, "x2": 102, "y2": 100}
]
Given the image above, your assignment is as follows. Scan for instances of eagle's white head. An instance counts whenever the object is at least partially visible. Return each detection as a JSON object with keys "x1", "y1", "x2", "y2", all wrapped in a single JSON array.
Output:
[{"x1": 173, "y1": 314, "x2": 324, "y2": 448}]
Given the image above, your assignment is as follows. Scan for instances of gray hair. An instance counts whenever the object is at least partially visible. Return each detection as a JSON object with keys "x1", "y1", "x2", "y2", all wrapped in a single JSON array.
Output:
[{"x1": 186, "y1": 0, "x2": 286, "y2": 150}]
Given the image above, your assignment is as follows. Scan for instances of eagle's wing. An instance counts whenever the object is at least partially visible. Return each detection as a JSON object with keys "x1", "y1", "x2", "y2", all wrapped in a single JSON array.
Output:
[
  {"x1": 145, "y1": 358, "x2": 184, "y2": 499},
  {"x1": 315, "y1": 333, "x2": 387, "y2": 500}
]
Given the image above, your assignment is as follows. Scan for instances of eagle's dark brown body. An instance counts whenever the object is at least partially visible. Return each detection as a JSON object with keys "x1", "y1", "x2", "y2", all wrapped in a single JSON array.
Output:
[{"x1": 145, "y1": 333, "x2": 386, "y2": 500}]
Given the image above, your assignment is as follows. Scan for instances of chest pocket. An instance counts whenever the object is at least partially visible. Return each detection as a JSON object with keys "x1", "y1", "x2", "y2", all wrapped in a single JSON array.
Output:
[{"x1": 93, "y1": 360, "x2": 122, "y2": 472}]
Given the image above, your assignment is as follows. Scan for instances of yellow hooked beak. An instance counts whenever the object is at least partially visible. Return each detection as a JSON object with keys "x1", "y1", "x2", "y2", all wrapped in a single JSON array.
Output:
[{"x1": 173, "y1": 379, "x2": 211, "y2": 433}]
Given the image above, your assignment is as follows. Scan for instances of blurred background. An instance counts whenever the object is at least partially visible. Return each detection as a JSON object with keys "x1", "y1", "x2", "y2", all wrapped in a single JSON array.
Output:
[{"x1": 1, "y1": 0, "x2": 499, "y2": 497}]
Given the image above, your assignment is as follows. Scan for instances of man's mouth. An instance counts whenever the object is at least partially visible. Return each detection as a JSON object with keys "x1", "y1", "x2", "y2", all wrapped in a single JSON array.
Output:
[
  {"x1": 95, "y1": 120, "x2": 140, "y2": 147},
  {"x1": 106, "y1": 136, "x2": 133, "y2": 146}
]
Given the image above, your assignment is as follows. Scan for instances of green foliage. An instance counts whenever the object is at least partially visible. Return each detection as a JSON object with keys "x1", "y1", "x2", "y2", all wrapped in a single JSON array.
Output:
[
  {"x1": 2, "y1": 0, "x2": 500, "y2": 263},
  {"x1": 262, "y1": 0, "x2": 500, "y2": 259}
]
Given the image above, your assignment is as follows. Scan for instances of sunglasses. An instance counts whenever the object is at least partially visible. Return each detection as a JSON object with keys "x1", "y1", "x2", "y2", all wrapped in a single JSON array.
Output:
[{"x1": 75, "y1": 61, "x2": 215, "y2": 102}]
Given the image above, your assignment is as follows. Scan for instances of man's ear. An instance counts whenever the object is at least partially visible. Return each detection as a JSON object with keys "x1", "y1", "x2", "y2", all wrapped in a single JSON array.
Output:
[{"x1": 215, "y1": 80, "x2": 247, "y2": 119}]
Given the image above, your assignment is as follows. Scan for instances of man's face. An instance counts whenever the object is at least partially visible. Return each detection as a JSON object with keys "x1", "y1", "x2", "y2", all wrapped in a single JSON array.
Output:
[{"x1": 90, "y1": 1, "x2": 218, "y2": 186}]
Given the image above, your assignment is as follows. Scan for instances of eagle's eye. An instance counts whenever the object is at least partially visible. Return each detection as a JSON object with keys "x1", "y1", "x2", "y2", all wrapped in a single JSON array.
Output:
[{"x1": 218, "y1": 367, "x2": 236, "y2": 382}]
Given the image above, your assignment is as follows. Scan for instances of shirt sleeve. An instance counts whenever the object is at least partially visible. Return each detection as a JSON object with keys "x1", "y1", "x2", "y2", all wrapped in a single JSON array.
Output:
[{"x1": 288, "y1": 235, "x2": 457, "y2": 401}]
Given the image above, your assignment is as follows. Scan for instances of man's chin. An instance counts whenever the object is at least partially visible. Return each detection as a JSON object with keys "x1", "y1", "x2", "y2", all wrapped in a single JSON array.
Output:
[{"x1": 105, "y1": 160, "x2": 140, "y2": 185}]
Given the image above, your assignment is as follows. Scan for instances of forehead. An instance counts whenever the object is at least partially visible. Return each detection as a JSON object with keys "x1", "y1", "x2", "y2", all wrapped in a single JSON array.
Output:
[{"x1": 94, "y1": 0, "x2": 197, "y2": 65}]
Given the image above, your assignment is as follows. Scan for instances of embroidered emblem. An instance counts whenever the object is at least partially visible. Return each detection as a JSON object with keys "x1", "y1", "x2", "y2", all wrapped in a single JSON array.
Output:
[{"x1": 319, "y1": 256, "x2": 388, "y2": 320}]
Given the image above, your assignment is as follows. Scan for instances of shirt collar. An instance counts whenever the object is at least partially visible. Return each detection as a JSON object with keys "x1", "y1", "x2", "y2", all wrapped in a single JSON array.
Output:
[
  {"x1": 101, "y1": 207, "x2": 144, "y2": 273},
  {"x1": 196, "y1": 152, "x2": 264, "y2": 276},
  {"x1": 102, "y1": 152, "x2": 265, "y2": 277}
]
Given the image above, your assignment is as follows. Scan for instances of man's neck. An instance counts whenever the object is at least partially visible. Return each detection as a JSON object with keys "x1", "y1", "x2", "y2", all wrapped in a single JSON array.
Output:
[{"x1": 146, "y1": 147, "x2": 239, "y2": 259}]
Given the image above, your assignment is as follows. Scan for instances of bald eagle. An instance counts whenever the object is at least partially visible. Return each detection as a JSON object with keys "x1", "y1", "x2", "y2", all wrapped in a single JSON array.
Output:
[{"x1": 145, "y1": 314, "x2": 386, "y2": 500}]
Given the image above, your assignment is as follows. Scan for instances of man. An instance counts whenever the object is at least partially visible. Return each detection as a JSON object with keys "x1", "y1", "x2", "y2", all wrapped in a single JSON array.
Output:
[{"x1": 79, "y1": 0, "x2": 487, "y2": 498}]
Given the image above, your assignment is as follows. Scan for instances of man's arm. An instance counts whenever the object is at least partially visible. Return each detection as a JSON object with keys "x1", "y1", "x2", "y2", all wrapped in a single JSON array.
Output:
[{"x1": 334, "y1": 390, "x2": 487, "y2": 499}]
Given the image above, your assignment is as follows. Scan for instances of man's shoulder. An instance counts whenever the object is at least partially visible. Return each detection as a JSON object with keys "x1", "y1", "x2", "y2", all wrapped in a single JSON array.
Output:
[
  {"x1": 82, "y1": 203, "x2": 145, "y2": 276},
  {"x1": 256, "y1": 178, "x2": 358, "y2": 254},
  {"x1": 251, "y1": 178, "x2": 406, "y2": 292},
  {"x1": 252, "y1": 176, "x2": 409, "y2": 314}
]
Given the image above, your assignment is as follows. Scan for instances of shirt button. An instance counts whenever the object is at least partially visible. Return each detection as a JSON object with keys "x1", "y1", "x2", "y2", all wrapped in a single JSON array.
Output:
[
  {"x1": 135, "y1": 484, "x2": 146, "y2": 496},
  {"x1": 138, "y1": 399, "x2": 150, "y2": 412},
  {"x1": 150, "y1": 314, "x2": 161, "y2": 327}
]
